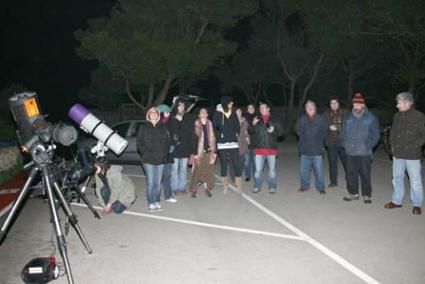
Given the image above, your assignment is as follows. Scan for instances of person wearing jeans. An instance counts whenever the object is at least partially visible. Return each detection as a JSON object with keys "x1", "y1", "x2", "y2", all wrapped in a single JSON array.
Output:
[
  {"x1": 171, "y1": 157, "x2": 188, "y2": 193},
  {"x1": 385, "y1": 92, "x2": 425, "y2": 215},
  {"x1": 391, "y1": 158, "x2": 423, "y2": 209},
  {"x1": 299, "y1": 155, "x2": 325, "y2": 192},
  {"x1": 137, "y1": 107, "x2": 171, "y2": 211},
  {"x1": 254, "y1": 154, "x2": 277, "y2": 191},
  {"x1": 168, "y1": 99, "x2": 196, "y2": 196},
  {"x1": 157, "y1": 104, "x2": 177, "y2": 203},
  {"x1": 295, "y1": 100, "x2": 329, "y2": 194},
  {"x1": 143, "y1": 163, "x2": 165, "y2": 208},
  {"x1": 249, "y1": 103, "x2": 283, "y2": 193},
  {"x1": 100, "y1": 186, "x2": 127, "y2": 214},
  {"x1": 94, "y1": 163, "x2": 136, "y2": 214}
]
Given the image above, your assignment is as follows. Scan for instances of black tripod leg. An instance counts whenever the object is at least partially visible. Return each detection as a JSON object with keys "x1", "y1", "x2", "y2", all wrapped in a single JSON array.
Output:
[
  {"x1": 0, "y1": 167, "x2": 38, "y2": 243},
  {"x1": 50, "y1": 180, "x2": 93, "y2": 254},
  {"x1": 73, "y1": 185, "x2": 101, "y2": 219},
  {"x1": 80, "y1": 174, "x2": 93, "y2": 194},
  {"x1": 42, "y1": 167, "x2": 75, "y2": 284}
]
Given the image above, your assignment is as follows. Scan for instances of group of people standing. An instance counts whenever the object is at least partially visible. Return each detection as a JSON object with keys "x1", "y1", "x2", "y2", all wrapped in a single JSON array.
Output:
[
  {"x1": 296, "y1": 92, "x2": 425, "y2": 215},
  {"x1": 93, "y1": 91, "x2": 425, "y2": 217},
  {"x1": 135, "y1": 96, "x2": 283, "y2": 211}
]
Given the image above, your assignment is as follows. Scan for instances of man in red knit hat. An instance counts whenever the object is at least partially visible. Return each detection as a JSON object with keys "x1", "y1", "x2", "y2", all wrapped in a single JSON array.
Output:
[{"x1": 340, "y1": 93, "x2": 380, "y2": 204}]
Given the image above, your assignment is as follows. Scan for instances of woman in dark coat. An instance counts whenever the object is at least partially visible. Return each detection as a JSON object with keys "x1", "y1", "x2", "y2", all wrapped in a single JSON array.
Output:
[{"x1": 137, "y1": 107, "x2": 171, "y2": 212}]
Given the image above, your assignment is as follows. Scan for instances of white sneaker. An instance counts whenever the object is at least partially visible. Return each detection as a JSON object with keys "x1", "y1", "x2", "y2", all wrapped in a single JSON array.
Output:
[
  {"x1": 166, "y1": 197, "x2": 177, "y2": 203},
  {"x1": 148, "y1": 203, "x2": 156, "y2": 211},
  {"x1": 154, "y1": 202, "x2": 163, "y2": 211}
]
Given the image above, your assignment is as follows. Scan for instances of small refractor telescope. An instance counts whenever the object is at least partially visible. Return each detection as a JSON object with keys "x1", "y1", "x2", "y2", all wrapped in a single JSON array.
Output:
[
  {"x1": 9, "y1": 92, "x2": 78, "y2": 161},
  {"x1": 68, "y1": 103, "x2": 128, "y2": 157}
]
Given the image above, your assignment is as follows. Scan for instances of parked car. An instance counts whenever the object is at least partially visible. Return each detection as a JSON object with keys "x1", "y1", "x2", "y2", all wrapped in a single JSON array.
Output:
[{"x1": 77, "y1": 120, "x2": 145, "y2": 164}]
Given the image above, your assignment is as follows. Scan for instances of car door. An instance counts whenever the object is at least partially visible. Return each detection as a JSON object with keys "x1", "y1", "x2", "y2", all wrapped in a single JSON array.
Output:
[{"x1": 124, "y1": 121, "x2": 144, "y2": 164}]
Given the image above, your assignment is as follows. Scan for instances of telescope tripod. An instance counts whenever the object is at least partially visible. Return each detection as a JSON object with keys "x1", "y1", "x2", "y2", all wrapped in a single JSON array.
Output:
[
  {"x1": 0, "y1": 162, "x2": 93, "y2": 284},
  {"x1": 62, "y1": 172, "x2": 100, "y2": 235}
]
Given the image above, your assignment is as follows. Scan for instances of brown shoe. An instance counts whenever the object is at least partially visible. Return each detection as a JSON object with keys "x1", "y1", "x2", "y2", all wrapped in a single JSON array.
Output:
[
  {"x1": 412, "y1": 207, "x2": 422, "y2": 215},
  {"x1": 384, "y1": 202, "x2": 402, "y2": 209},
  {"x1": 319, "y1": 190, "x2": 326, "y2": 195},
  {"x1": 298, "y1": 188, "x2": 309, "y2": 192}
]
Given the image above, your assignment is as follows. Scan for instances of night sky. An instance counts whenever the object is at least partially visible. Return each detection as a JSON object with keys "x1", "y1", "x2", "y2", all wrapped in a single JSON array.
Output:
[{"x1": 1, "y1": 0, "x2": 114, "y2": 120}]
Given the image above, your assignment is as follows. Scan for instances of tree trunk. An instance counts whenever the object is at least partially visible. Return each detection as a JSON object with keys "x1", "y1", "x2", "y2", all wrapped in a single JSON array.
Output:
[
  {"x1": 125, "y1": 79, "x2": 146, "y2": 111},
  {"x1": 146, "y1": 82, "x2": 155, "y2": 108},
  {"x1": 297, "y1": 53, "x2": 324, "y2": 115},
  {"x1": 153, "y1": 72, "x2": 174, "y2": 106},
  {"x1": 288, "y1": 78, "x2": 296, "y2": 108}
]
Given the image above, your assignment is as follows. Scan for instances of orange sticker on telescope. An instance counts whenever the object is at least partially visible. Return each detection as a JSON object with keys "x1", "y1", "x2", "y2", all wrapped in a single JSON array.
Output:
[{"x1": 23, "y1": 98, "x2": 40, "y2": 118}]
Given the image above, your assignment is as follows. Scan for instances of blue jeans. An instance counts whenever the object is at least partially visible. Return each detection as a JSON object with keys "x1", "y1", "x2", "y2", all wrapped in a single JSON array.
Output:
[
  {"x1": 143, "y1": 163, "x2": 164, "y2": 205},
  {"x1": 244, "y1": 149, "x2": 255, "y2": 179},
  {"x1": 254, "y1": 155, "x2": 277, "y2": 190},
  {"x1": 392, "y1": 157, "x2": 424, "y2": 206},
  {"x1": 162, "y1": 163, "x2": 173, "y2": 200},
  {"x1": 100, "y1": 186, "x2": 127, "y2": 214},
  {"x1": 171, "y1": 158, "x2": 188, "y2": 192},
  {"x1": 299, "y1": 155, "x2": 325, "y2": 191}
]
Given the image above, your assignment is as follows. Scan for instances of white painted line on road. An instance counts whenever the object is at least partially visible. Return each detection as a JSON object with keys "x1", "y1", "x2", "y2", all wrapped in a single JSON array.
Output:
[
  {"x1": 0, "y1": 188, "x2": 20, "y2": 195},
  {"x1": 71, "y1": 202, "x2": 304, "y2": 241},
  {"x1": 216, "y1": 174, "x2": 381, "y2": 284}
]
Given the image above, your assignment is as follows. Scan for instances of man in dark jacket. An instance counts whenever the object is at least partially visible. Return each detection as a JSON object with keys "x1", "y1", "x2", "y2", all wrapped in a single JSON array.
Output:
[
  {"x1": 249, "y1": 103, "x2": 283, "y2": 193},
  {"x1": 385, "y1": 92, "x2": 425, "y2": 215},
  {"x1": 340, "y1": 93, "x2": 380, "y2": 204},
  {"x1": 296, "y1": 100, "x2": 329, "y2": 194},
  {"x1": 323, "y1": 97, "x2": 348, "y2": 188}
]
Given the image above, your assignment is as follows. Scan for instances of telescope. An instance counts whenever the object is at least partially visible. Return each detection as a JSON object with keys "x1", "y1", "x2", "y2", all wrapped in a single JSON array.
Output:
[
  {"x1": 2, "y1": 91, "x2": 92, "y2": 284},
  {"x1": 68, "y1": 103, "x2": 128, "y2": 157},
  {"x1": 9, "y1": 92, "x2": 78, "y2": 162}
]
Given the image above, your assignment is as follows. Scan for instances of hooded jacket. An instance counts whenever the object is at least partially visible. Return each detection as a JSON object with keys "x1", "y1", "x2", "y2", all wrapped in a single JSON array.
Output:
[
  {"x1": 212, "y1": 103, "x2": 240, "y2": 148},
  {"x1": 136, "y1": 107, "x2": 171, "y2": 164},
  {"x1": 95, "y1": 165, "x2": 136, "y2": 209}
]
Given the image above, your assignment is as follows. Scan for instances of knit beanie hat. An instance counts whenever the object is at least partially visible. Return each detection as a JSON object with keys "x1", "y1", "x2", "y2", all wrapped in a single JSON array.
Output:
[
  {"x1": 157, "y1": 104, "x2": 171, "y2": 113},
  {"x1": 352, "y1": 93, "x2": 365, "y2": 104}
]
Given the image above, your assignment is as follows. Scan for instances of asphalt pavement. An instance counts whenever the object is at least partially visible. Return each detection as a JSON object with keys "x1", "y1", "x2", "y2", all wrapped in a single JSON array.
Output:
[{"x1": 0, "y1": 142, "x2": 424, "y2": 284}]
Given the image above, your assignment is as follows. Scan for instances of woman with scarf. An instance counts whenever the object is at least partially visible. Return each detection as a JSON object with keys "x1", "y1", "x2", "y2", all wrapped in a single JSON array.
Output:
[{"x1": 188, "y1": 108, "x2": 217, "y2": 198}]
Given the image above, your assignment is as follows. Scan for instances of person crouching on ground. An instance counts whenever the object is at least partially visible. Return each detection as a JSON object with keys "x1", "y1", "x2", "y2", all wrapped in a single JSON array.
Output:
[
  {"x1": 188, "y1": 108, "x2": 217, "y2": 198},
  {"x1": 94, "y1": 161, "x2": 136, "y2": 214},
  {"x1": 137, "y1": 107, "x2": 171, "y2": 212}
]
